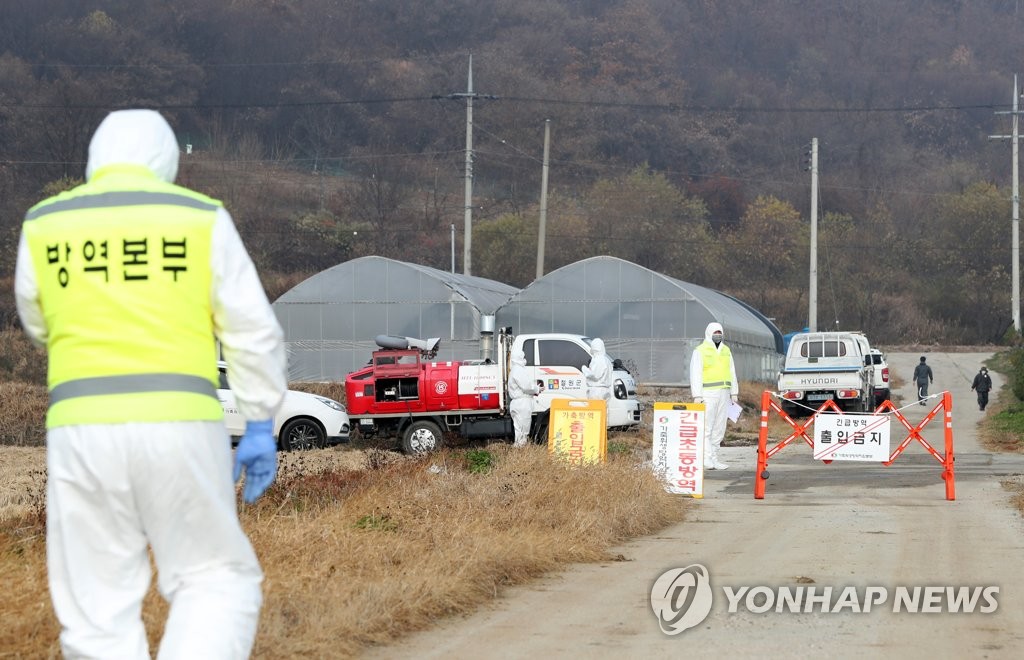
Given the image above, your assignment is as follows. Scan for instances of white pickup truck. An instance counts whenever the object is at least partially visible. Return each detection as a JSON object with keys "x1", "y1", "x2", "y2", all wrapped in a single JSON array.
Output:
[
  {"x1": 867, "y1": 347, "x2": 891, "y2": 406},
  {"x1": 776, "y1": 331, "x2": 876, "y2": 416},
  {"x1": 514, "y1": 333, "x2": 640, "y2": 430}
]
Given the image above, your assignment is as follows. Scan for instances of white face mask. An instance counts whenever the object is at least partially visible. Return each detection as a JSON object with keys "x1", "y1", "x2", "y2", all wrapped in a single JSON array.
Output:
[{"x1": 712, "y1": 333, "x2": 723, "y2": 345}]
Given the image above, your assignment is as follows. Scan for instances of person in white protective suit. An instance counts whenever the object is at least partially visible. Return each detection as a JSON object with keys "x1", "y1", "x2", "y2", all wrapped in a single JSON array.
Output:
[
  {"x1": 14, "y1": 109, "x2": 287, "y2": 659},
  {"x1": 582, "y1": 337, "x2": 614, "y2": 403},
  {"x1": 508, "y1": 348, "x2": 540, "y2": 447},
  {"x1": 689, "y1": 322, "x2": 739, "y2": 470}
]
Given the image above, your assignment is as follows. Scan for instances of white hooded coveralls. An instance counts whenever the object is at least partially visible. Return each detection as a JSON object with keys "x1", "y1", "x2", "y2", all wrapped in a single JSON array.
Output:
[
  {"x1": 507, "y1": 349, "x2": 539, "y2": 447},
  {"x1": 15, "y1": 110, "x2": 287, "y2": 660},
  {"x1": 689, "y1": 322, "x2": 739, "y2": 468},
  {"x1": 582, "y1": 337, "x2": 614, "y2": 402}
]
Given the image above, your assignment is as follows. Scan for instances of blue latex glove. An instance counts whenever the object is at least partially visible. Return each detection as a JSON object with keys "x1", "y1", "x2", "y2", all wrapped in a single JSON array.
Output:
[{"x1": 233, "y1": 419, "x2": 277, "y2": 503}]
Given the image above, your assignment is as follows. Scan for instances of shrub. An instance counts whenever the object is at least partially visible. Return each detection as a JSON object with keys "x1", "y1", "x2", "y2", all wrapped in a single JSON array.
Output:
[
  {"x1": 1008, "y1": 348, "x2": 1024, "y2": 402},
  {"x1": 464, "y1": 448, "x2": 496, "y2": 474}
]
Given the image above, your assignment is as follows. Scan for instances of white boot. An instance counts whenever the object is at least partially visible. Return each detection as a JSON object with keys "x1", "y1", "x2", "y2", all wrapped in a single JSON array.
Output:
[
  {"x1": 711, "y1": 443, "x2": 728, "y2": 470},
  {"x1": 704, "y1": 443, "x2": 716, "y2": 470}
]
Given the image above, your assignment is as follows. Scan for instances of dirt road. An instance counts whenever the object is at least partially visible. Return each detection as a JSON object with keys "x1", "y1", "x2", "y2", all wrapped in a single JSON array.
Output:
[{"x1": 366, "y1": 352, "x2": 1024, "y2": 659}]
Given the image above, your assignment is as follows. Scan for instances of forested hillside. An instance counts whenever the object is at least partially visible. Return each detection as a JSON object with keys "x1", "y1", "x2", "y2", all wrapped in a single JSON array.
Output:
[{"x1": 2, "y1": 0, "x2": 1024, "y2": 343}]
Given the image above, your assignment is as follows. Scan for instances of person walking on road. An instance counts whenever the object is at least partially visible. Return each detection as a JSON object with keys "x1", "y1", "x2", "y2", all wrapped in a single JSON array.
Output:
[
  {"x1": 689, "y1": 322, "x2": 739, "y2": 470},
  {"x1": 14, "y1": 109, "x2": 287, "y2": 659},
  {"x1": 508, "y1": 348, "x2": 540, "y2": 447},
  {"x1": 971, "y1": 366, "x2": 993, "y2": 412},
  {"x1": 913, "y1": 356, "x2": 934, "y2": 405}
]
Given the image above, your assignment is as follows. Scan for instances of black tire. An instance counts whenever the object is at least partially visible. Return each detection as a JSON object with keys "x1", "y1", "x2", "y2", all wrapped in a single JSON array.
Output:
[
  {"x1": 279, "y1": 417, "x2": 326, "y2": 451},
  {"x1": 530, "y1": 411, "x2": 550, "y2": 445},
  {"x1": 401, "y1": 420, "x2": 444, "y2": 454}
]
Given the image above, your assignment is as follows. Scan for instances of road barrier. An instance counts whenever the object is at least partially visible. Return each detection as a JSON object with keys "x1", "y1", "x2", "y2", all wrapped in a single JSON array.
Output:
[{"x1": 754, "y1": 391, "x2": 955, "y2": 501}]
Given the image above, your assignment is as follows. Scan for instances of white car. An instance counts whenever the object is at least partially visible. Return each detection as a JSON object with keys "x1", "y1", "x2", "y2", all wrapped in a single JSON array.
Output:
[
  {"x1": 217, "y1": 362, "x2": 350, "y2": 451},
  {"x1": 868, "y1": 348, "x2": 891, "y2": 406}
]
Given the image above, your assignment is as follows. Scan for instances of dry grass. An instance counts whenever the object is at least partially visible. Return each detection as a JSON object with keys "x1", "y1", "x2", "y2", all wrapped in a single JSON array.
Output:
[
  {"x1": 0, "y1": 381, "x2": 48, "y2": 447},
  {"x1": 0, "y1": 447, "x2": 48, "y2": 522},
  {"x1": 0, "y1": 443, "x2": 688, "y2": 657},
  {"x1": 976, "y1": 384, "x2": 1024, "y2": 455},
  {"x1": 0, "y1": 326, "x2": 47, "y2": 387},
  {"x1": 287, "y1": 380, "x2": 347, "y2": 404}
]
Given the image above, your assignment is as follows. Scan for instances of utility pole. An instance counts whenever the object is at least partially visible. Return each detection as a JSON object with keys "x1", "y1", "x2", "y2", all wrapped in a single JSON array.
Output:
[
  {"x1": 991, "y1": 75, "x2": 1022, "y2": 334},
  {"x1": 437, "y1": 56, "x2": 496, "y2": 276},
  {"x1": 806, "y1": 138, "x2": 819, "y2": 332},
  {"x1": 536, "y1": 119, "x2": 551, "y2": 280}
]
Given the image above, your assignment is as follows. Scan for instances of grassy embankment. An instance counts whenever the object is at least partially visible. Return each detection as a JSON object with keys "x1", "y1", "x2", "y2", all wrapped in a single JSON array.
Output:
[
  {"x1": 973, "y1": 351, "x2": 1024, "y2": 514},
  {"x1": 0, "y1": 442, "x2": 690, "y2": 657}
]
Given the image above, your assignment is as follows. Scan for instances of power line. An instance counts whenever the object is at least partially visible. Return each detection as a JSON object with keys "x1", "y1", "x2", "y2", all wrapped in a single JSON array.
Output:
[
  {"x1": 0, "y1": 95, "x2": 1007, "y2": 113},
  {"x1": 500, "y1": 96, "x2": 1004, "y2": 114},
  {"x1": 0, "y1": 96, "x2": 438, "y2": 110}
]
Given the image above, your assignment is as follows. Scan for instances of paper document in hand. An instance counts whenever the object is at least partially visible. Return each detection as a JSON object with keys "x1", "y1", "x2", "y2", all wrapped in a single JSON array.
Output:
[{"x1": 727, "y1": 401, "x2": 742, "y2": 423}]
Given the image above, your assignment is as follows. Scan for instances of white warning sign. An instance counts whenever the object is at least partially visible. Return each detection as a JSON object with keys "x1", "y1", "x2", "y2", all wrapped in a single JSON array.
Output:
[{"x1": 813, "y1": 413, "x2": 891, "y2": 462}]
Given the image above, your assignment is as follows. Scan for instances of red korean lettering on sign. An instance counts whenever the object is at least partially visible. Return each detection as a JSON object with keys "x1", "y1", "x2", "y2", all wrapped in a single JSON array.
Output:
[
  {"x1": 676, "y1": 412, "x2": 701, "y2": 489},
  {"x1": 569, "y1": 419, "x2": 586, "y2": 462}
]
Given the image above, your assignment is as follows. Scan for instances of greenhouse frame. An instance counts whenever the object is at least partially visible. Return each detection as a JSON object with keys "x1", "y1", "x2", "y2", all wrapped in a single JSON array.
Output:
[
  {"x1": 272, "y1": 256, "x2": 518, "y2": 381},
  {"x1": 494, "y1": 256, "x2": 783, "y2": 386}
]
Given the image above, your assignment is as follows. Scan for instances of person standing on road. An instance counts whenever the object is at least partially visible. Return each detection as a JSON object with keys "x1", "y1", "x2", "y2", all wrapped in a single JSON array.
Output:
[
  {"x1": 508, "y1": 348, "x2": 540, "y2": 447},
  {"x1": 14, "y1": 109, "x2": 287, "y2": 659},
  {"x1": 582, "y1": 337, "x2": 614, "y2": 403},
  {"x1": 913, "y1": 356, "x2": 934, "y2": 405},
  {"x1": 971, "y1": 366, "x2": 993, "y2": 412},
  {"x1": 689, "y1": 322, "x2": 739, "y2": 470}
]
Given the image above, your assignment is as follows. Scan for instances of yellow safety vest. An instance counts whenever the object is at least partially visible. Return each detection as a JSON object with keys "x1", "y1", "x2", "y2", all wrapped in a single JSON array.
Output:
[
  {"x1": 697, "y1": 342, "x2": 733, "y2": 390},
  {"x1": 23, "y1": 164, "x2": 223, "y2": 427}
]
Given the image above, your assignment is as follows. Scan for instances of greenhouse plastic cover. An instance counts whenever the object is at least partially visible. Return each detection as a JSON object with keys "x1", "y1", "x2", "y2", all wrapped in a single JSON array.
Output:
[
  {"x1": 273, "y1": 256, "x2": 518, "y2": 381},
  {"x1": 495, "y1": 256, "x2": 782, "y2": 385},
  {"x1": 274, "y1": 255, "x2": 783, "y2": 387}
]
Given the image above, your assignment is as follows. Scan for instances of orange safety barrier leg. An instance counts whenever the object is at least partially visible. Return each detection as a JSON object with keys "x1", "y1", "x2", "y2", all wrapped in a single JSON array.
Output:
[
  {"x1": 755, "y1": 390, "x2": 771, "y2": 499},
  {"x1": 943, "y1": 390, "x2": 956, "y2": 501}
]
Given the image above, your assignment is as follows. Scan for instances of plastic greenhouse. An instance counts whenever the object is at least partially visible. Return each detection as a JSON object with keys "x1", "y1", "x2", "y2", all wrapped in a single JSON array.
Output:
[
  {"x1": 273, "y1": 256, "x2": 518, "y2": 381},
  {"x1": 494, "y1": 256, "x2": 783, "y2": 386}
]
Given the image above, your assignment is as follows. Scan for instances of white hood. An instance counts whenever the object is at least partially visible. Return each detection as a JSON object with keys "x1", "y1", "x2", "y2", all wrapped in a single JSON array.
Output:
[
  {"x1": 704, "y1": 322, "x2": 724, "y2": 343},
  {"x1": 511, "y1": 349, "x2": 527, "y2": 367},
  {"x1": 591, "y1": 337, "x2": 606, "y2": 357},
  {"x1": 85, "y1": 109, "x2": 180, "y2": 183}
]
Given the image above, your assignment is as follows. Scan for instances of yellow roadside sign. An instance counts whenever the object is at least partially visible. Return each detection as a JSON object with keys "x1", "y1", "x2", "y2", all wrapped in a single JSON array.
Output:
[{"x1": 548, "y1": 398, "x2": 607, "y2": 465}]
